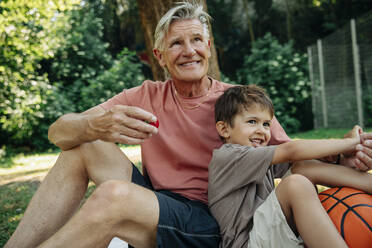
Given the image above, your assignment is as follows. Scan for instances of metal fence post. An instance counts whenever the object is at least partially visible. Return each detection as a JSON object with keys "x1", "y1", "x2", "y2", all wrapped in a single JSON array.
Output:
[
  {"x1": 308, "y1": 46, "x2": 317, "y2": 128},
  {"x1": 351, "y1": 19, "x2": 364, "y2": 128},
  {"x1": 317, "y1": 39, "x2": 328, "y2": 128}
]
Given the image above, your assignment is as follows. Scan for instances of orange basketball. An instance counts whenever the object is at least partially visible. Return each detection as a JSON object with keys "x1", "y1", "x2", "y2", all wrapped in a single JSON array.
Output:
[{"x1": 318, "y1": 187, "x2": 372, "y2": 248}]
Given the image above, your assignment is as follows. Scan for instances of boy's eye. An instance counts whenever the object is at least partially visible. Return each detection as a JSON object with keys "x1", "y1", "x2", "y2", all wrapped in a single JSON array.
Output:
[
  {"x1": 263, "y1": 122, "x2": 271, "y2": 127},
  {"x1": 247, "y1": 120, "x2": 256, "y2": 124}
]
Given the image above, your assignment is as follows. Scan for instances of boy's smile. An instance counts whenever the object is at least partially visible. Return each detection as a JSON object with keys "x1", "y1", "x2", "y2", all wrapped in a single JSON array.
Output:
[{"x1": 223, "y1": 104, "x2": 272, "y2": 147}]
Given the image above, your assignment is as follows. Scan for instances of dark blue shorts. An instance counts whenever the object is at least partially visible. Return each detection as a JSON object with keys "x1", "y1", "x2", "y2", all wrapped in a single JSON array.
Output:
[{"x1": 131, "y1": 164, "x2": 220, "y2": 248}]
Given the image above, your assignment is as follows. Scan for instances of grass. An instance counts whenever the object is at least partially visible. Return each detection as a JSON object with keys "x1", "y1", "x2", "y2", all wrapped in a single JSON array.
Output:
[
  {"x1": 290, "y1": 127, "x2": 372, "y2": 139},
  {"x1": 1, "y1": 128, "x2": 371, "y2": 246},
  {"x1": 0, "y1": 145, "x2": 141, "y2": 247}
]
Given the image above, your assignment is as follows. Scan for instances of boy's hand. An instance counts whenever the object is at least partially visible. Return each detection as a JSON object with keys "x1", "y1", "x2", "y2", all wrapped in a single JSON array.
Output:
[
  {"x1": 344, "y1": 125, "x2": 362, "y2": 139},
  {"x1": 341, "y1": 125, "x2": 372, "y2": 171}
]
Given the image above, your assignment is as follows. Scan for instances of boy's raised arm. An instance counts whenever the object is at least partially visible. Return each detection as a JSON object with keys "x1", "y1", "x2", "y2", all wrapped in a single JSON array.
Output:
[{"x1": 271, "y1": 138, "x2": 360, "y2": 165}]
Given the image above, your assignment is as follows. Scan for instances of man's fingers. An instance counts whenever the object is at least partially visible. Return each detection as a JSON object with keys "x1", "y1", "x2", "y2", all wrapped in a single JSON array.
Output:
[
  {"x1": 114, "y1": 133, "x2": 145, "y2": 145},
  {"x1": 120, "y1": 105, "x2": 157, "y2": 123},
  {"x1": 111, "y1": 105, "x2": 158, "y2": 133},
  {"x1": 355, "y1": 147, "x2": 372, "y2": 171},
  {"x1": 117, "y1": 115, "x2": 158, "y2": 134},
  {"x1": 360, "y1": 133, "x2": 372, "y2": 144},
  {"x1": 113, "y1": 124, "x2": 152, "y2": 139},
  {"x1": 353, "y1": 155, "x2": 369, "y2": 171}
]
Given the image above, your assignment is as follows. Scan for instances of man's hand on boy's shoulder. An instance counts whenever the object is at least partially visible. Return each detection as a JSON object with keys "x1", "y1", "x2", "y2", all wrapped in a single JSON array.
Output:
[{"x1": 341, "y1": 126, "x2": 372, "y2": 171}]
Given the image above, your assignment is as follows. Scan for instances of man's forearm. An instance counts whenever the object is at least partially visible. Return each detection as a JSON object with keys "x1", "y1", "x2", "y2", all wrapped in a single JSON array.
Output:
[{"x1": 48, "y1": 113, "x2": 96, "y2": 151}]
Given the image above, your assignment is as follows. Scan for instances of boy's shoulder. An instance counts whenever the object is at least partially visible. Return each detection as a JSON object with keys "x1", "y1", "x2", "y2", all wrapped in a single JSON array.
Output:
[
  {"x1": 210, "y1": 144, "x2": 276, "y2": 170},
  {"x1": 212, "y1": 143, "x2": 250, "y2": 160},
  {"x1": 213, "y1": 143, "x2": 275, "y2": 158}
]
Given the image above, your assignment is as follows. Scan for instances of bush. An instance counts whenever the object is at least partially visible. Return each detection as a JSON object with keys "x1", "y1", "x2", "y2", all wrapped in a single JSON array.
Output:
[
  {"x1": 237, "y1": 33, "x2": 312, "y2": 133},
  {"x1": 363, "y1": 88, "x2": 372, "y2": 127},
  {"x1": 48, "y1": 5, "x2": 113, "y2": 108},
  {"x1": 0, "y1": 0, "x2": 74, "y2": 149},
  {"x1": 81, "y1": 48, "x2": 145, "y2": 110}
]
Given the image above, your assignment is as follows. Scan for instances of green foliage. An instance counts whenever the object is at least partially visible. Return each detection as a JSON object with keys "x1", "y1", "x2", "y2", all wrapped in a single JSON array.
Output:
[
  {"x1": 0, "y1": 0, "x2": 145, "y2": 150},
  {"x1": 48, "y1": 5, "x2": 113, "y2": 109},
  {"x1": 363, "y1": 88, "x2": 372, "y2": 127},
  {"x1": 220, "y1": 73, "x2": 237, "y2": 85},
  {"x1": 0, "y1": 0, "x2": 78, "y2": 148},
  {"x1": 81, "y1": 48, "x2": 145, "y2": 111},
  {"x1": 0, "y1": 180, "x2": 41, "y2": 247},
  {"x1": 237, "y1": 33, "x2": 312, "y2": 133}
]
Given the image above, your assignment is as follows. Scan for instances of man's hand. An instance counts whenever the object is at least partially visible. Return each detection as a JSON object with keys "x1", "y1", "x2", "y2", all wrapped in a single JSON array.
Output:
[
  {"x1": 341, "y1": 125, "x2": 372, "y2": 171},
  {"x1": 87, "y1": 105, "x2": 158, "y2": 145}
]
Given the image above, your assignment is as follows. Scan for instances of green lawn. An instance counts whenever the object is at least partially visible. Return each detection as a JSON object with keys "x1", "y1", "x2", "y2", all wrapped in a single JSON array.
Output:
[
  {"x1": 1, "y1": 128, "x2": 371, "y2": 246},
  {"x1": 290, "y1": 127, "x2": 372, "y2": 140}
]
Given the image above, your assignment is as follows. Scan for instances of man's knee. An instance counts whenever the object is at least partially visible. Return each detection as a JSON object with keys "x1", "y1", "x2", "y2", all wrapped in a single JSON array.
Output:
[
  {"x1": 77, "y1": 140, "x2": 115, "y2": 159},
  {"x1": 81, "y1": 180, "x2": 135, "y2": 224}
]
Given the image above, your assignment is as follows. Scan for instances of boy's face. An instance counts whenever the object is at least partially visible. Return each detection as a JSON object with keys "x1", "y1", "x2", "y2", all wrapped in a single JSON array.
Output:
[{"x1": 218, "y1": 104, "x2": 272, "y2": 147}]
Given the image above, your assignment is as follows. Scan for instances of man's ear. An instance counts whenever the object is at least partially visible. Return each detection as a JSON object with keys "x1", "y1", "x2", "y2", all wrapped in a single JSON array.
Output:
[
  {"x1": 216, "y1": 121, "x2": 230, "y2": 140},
  {"x1": 153, "y1": 49, "x2": 166, "y2": 67},
  {"x1": 207, "y1": 40, "x2": 211, "y2": 58}
]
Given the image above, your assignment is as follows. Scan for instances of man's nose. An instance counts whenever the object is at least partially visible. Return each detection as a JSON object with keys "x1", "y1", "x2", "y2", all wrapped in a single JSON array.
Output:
[{"x1": 183, "y1": 41, "x2": 196, "y2": 56}]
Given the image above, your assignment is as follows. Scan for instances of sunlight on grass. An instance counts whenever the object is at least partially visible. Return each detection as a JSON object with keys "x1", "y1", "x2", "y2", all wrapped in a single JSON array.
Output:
[
  {"x1": 8, "y1": 214, "x2": 22, "y2": 224},
  {"x1": 0, "y1": 146, "x2": 141, "y2": 183},
  {"x1": 289, "y1": 127, "x2": 372, "y2": 140}
]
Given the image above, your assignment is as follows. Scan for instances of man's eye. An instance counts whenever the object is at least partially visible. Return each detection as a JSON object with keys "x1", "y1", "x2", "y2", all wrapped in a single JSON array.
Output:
[
  {"x1": 171, "y1": 41, "x2": 180, "y2": 47},
  {"x1": 194, "y1": 37, "x2": 202, "y2": 41}
]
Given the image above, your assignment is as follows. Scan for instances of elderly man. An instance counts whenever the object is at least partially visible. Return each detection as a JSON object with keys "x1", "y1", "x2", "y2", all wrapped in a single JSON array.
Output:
[{"x1": 5, "y1": 2, "x2": 372, "y2": 248}]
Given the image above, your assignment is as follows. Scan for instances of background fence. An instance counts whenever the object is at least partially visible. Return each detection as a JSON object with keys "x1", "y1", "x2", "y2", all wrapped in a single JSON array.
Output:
[{"x1": 308, "y1": 10, "x2": 372, "y2": 129}]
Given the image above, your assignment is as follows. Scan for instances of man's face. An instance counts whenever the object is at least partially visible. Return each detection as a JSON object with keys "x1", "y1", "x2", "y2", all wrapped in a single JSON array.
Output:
[
  {"x1": 154, "y1": 19, "x2": 211, "y2": 83},
  {"x1": 225, "y1": 104, "x2": 272, "y2": 147}
]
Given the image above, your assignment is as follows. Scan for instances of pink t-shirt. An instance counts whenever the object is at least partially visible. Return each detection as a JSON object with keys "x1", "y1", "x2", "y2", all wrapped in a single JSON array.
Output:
[{"x1": 100, "y1": 78, "x2": 290, "y2": 203}]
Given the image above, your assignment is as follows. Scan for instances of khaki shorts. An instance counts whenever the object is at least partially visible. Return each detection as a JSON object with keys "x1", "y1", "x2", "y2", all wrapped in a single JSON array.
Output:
[{"x1": 248, "y1": 190, "x2": 304, "y2": 248}]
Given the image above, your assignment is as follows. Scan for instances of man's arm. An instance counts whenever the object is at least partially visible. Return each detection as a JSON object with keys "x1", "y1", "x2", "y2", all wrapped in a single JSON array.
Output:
[
  {"x1": 272, "y1": 138, "x2": 360, "y2": 165},
  {"x1": 48, "y1": 105, "x2": 158, "y2": 151}
]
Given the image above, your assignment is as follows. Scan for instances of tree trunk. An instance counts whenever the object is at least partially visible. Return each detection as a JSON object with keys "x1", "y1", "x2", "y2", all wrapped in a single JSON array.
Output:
[
  {"x1": 243, "y1": 0, "x2": 256, "y2": 44},
  {"x1": 284, "y1": 0, "x2": 293, "y2": 41},
  {"x1": 137, "y1": 0, "x2": 221, "y2": 81}
]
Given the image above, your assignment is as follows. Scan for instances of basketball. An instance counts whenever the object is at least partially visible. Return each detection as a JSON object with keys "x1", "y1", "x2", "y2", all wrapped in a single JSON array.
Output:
[{"x1": 318, "y1": 187, "x2": 372, "y2": 248}]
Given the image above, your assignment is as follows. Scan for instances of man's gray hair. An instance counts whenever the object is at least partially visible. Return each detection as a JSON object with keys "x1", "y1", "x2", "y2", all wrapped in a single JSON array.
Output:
[{"x1": 154, "y1": 1, "x2": 211, "y2": 51}]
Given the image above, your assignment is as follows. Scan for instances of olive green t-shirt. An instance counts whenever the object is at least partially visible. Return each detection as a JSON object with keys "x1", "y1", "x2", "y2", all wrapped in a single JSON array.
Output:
[{"x1": 208, "y1": 144, "x2": 291, "y2": 248}]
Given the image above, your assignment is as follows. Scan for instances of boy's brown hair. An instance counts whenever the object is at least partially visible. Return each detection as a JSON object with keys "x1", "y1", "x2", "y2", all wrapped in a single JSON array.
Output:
[{"x1": 215, "y1": 85, "x2": 274, "y2": 138}]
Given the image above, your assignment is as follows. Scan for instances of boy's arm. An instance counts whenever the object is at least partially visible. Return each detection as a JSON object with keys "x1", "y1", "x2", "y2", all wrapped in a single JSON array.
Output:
[{"x1": 271, "y1": 138, "x2": 360, "y2": 165}]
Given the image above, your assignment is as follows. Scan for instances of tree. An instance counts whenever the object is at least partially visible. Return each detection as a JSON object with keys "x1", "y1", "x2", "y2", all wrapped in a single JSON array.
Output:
[
  {"x1": 237, "y1": 33, "x2": 312, "y2": 133},
  {"x1": 0, "y1": 0, "x2": 78, "y2": 147},
  {"x1": 136, "y1": 0, "x2": 220, "y2": 81}
]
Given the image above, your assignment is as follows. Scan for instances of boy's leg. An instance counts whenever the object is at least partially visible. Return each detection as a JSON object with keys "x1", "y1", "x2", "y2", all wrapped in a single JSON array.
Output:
[
  {"x1": 291, "y1": 159, "x2": 372, "y2": 194},
  {"x1": 275, "y1": 174, "x2": 348, "y2": 248},
  {"x1": 5, "y1": 140, "x2": 134, "y2": 248}
]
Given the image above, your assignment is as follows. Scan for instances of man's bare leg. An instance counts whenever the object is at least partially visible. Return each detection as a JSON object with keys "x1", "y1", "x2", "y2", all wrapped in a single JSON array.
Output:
[
  {"x1": 276, "y1": 174, "x2": 348, "y2": 248},
  {"x1": 38, "y1": 180, "x2": 159, "y2": 248},
  {"x1": 5, "y1": 141, "x2": 134, "y2": 248}
]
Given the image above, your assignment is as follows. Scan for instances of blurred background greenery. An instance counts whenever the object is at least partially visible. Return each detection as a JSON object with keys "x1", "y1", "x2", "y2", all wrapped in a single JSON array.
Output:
[{"x1": 1, "y1": 0, "x2": 372, "y2": 154}]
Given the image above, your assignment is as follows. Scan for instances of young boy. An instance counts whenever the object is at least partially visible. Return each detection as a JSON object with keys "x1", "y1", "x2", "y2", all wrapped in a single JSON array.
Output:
[{"x1": 208, "y1": 85, "x2": 372, "y2": 248}]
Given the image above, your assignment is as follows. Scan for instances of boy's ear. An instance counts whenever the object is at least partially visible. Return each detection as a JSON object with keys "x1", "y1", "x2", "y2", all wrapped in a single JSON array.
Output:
[{"x1": 216, "y1": 121, "x2": 230, "y2": 140}]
